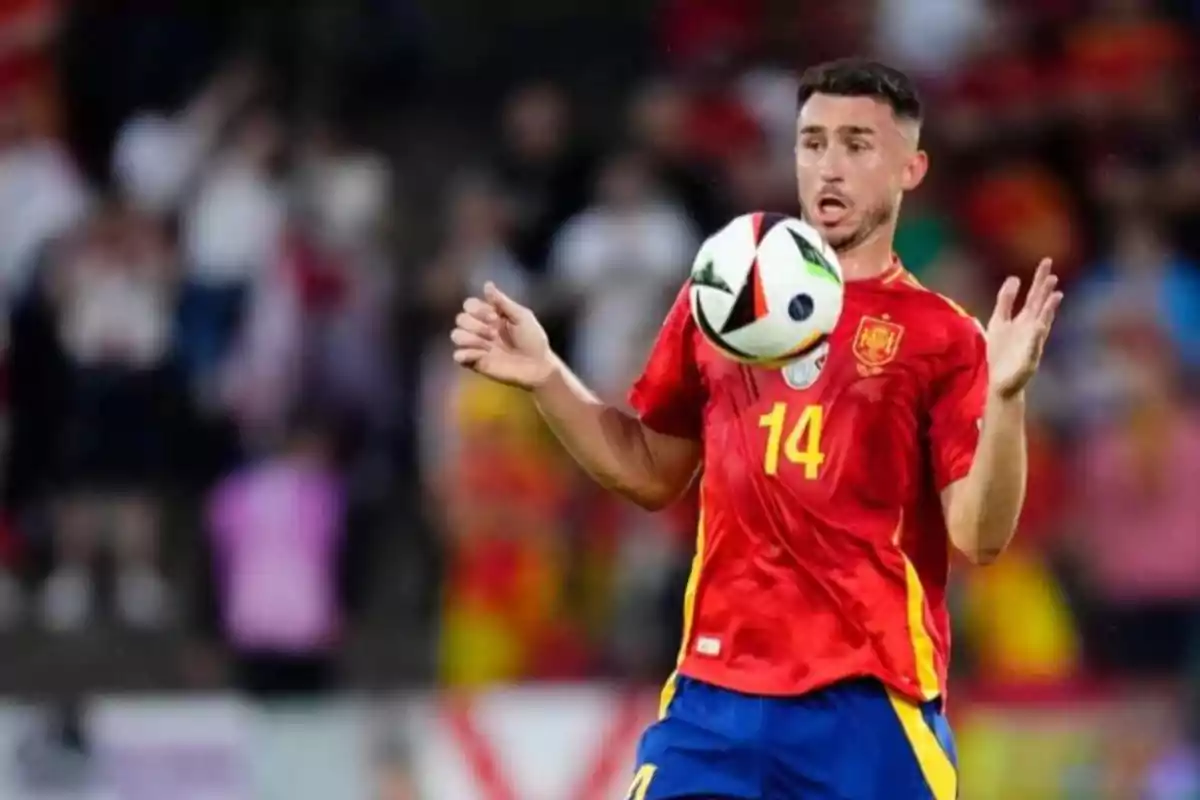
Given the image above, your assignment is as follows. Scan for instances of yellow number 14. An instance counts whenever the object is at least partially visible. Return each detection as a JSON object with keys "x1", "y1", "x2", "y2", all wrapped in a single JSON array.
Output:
[{"x1": 759, "y1": 402, "x2": 825, "y2": 479}]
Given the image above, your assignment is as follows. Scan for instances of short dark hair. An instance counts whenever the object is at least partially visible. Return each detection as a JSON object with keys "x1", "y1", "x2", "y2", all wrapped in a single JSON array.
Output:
[{"x1": 796, "y1": 58, "x2": 922, "y2": 124}]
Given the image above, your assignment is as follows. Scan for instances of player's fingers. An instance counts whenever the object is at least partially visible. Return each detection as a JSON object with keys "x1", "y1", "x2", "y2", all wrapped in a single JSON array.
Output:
[
  {"x1": 992, "y1": 277, "x2": 1020, "y2": 323},
  {"x1": 452, "y1": 347, "x2": 487, "y2": 366},
  {"x1": 463, "y1": 297, "x2": 500, "y2": 325},
  {"x1": 450, "y1": 328, "x2": 493, "y2": 351},
  {"x1": 1038, "y1": 291, "x2": 1064, "y2": 330},
  {"x1": 1027, "y1": 293, "x2": 1064, "y2": 364},
  {"x1": 1032, "y1": 257, "x2": 1053, "y2": 283},
  {"x1": 455, "y1": 311, "x2": 498, "y2": 339},
  {"x1": 484, "y1": 281, "x2": 527, "y2": 322},
  {"x1": 1024, "y1": 262, "x2": 1058, "y2": 317}
]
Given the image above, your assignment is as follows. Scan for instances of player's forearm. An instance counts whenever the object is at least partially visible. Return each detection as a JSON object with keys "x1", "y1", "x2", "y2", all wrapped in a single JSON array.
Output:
[
  {"x1": 532, "y1": 355, "x2": 695, "y2": 510},
  {"x1": 947, "y1": 392, "x2": 1028, "y2": 565}
]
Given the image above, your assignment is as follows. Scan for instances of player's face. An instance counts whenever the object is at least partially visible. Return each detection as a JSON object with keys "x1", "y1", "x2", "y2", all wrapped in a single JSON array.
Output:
[{"x1": 795, "y1": 94, "x2": 927, "y2": 252}]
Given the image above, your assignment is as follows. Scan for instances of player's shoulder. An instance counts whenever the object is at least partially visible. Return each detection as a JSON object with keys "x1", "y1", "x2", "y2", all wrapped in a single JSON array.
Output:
[{"x1": 890, "y1": 271, "x2": 985, "y2": 344}]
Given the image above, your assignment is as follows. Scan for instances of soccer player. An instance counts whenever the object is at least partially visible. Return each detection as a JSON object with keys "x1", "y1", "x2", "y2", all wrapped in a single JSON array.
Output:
[{"x1": 449, "y1": 59, "x2": 1062, "y2": 800}]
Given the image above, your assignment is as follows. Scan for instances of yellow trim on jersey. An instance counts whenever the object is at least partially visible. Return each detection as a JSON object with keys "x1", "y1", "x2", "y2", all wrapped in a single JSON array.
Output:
[
  {"x1": 894, "y1": 267, "x2": 984, "y2": 333},
  {"x1": 893, "y1": 511, "x2": 941, "y2": 700},
  {"x1": 903, "y1": 557, "x2": 943, "y2": 699},
  {"x1": 881, "y1": 261, "x2": 906, "y2": 283},
  {"x1": 658, "y1": 503, "x2": 706, "y2": 718},
  {"x1": 886, "y1": 689, "x2": 958, "y2": 800},
  {"x1": 937, "y1": 294, "x2": 972, "y2": 319},
  {"x1": 627, "y1": 764, "x2": 657, "y2": 800},
  {"x1": 658, "y1": 672, "x2": 679, "y2": 719},
  {"x1": 927, "y1": 285, "x2": 987, "y2": 334}
]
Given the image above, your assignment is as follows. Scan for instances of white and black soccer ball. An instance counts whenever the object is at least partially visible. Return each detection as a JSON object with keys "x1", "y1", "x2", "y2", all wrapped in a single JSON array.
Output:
[{"x1": 689, "y1": 212, "x2": 844, "y2": 367}]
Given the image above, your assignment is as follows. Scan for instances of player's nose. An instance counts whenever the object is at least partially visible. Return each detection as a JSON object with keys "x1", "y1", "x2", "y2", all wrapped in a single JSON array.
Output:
[
  {"x1": 816, "y1": 153, "x2": 845, "y2": 182},
  {"x1": 817, "y1": 172, "x2": 845, "y2": 197}
]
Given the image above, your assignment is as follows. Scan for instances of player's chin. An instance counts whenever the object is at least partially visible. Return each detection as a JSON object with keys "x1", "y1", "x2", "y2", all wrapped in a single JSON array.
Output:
[{"x1": 821, "y1": 227, "x2": 858, "y2": 252}]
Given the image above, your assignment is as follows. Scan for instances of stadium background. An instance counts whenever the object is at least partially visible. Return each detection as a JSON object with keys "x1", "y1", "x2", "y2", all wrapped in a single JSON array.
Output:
[{"x1": 0, "y1": 0, "x2": 1197, "y2": 797}]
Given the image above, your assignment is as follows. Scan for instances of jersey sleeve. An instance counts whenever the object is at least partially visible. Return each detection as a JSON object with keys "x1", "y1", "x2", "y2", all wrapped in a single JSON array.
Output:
[
  {"x1": 928, "y1": 318, "x2": 989, "y2": 491},
  {"x1": 628, "y1": 283, "x2": 706, "y2": 440}
]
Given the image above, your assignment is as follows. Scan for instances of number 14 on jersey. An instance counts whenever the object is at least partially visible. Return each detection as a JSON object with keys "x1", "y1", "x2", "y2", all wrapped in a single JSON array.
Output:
[{"x1": 759, "y1": 402, "x2": 825, "y2": 479}]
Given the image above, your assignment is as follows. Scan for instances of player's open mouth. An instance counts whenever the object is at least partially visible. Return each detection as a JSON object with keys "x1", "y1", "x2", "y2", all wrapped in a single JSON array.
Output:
[{"x1": 814, "y1": 196, "x2": 850, "y2": 225}]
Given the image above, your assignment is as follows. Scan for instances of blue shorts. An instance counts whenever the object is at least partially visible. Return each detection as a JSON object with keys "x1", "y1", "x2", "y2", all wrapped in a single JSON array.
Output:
[{"x1": 628, "y1": 675, "x2": 957, "y2": 800}]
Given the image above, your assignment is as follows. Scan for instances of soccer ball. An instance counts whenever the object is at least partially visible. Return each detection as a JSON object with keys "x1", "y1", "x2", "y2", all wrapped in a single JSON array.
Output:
[{"x1": 690, "y1": 212, "x2": 844, "y2": 367}]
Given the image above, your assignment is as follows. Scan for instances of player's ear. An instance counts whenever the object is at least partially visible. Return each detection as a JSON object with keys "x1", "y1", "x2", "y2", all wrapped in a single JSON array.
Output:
[{"x1": 901, "y1": 150, "x2": 928, "y2": 192}]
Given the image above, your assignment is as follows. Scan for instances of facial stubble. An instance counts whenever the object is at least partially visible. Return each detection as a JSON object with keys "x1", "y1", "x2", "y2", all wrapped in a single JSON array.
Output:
[{"x1": 827, "y1": 198, "x2": 895, "y2": 254}]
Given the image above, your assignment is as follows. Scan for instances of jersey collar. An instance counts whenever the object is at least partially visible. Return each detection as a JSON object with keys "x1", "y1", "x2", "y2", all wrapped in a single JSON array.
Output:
[{"x1": 847, "y1": 255, "x2": 907, "y2": 285}]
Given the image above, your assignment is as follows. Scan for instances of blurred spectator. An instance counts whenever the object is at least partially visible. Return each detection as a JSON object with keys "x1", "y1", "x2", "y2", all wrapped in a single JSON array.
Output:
[
  {"x1": 179, "y1": 102, "x2": 286, "y2": 397},
  {"x1": 296, "y1": 116, "x2": 391, "y2": 255},
  {"x1": 1061, "y1": 0, "x2": 1192, "y2": 110},
  {"x1": 548, "y1": 150, "x2": 697, "y2": 395},
  {"x1": 958, "y1": 416, "x2": 1080, "y2": 685},
  {"x1": 723, "y1": 141, "x2": 797, "y2": 216},
  {"x1": 1070, "y1": 320, "x2": 1200, "y2": 678},
  {"x1": 937, "y1": 5, "x2": 1046, "y2": 147},
  {"x1": 290, "y1": 119, "x2": 397, "y2": 437},
  {"x1": 628, "y1": 79, "x2": 724, "y2": 234},
  {"x1": 40, "y1": 205, "x2": 178, "y2": 632},
  {"x1": 944, "y1": 241, "x2": 1072, "y2": 690},
  {"x1": 0, "y1": 0, "x2": 61, "y2": 137},
  {"x1": 873, "y1": 0, "x2": 993, "y2": 79},
  {"x1": 415, "y1": 173, "x2": 535, "y2": 492},
  {"x1": 205, "y1": 413, "x2": 347, "y2": 698},
  {"x1": 415, "y1": 174, "x2": 535, "y2": 498},
  {"x1": 112, "y1": 62, "x2": 259, "y2": 219},
  {"x1": 780, "y1": 2, "x2": 876, "y2": 68},
  {"x1": 2, "y1": 217, "x2": 71, "y2": 582},
  {"x1": 958, "y1": 159, "x2": 1083, "y2": 283},
  {"x1": 1066, "y1": 215, "x2": 1200, "y2": 381},
  {"x1": 208, "y1": 115, "x2": 395, "y2": 449},
  {"x1": 656, "y1": 0, "x2": 763, "y2": 70},
  {"x1": 678, "y1": 53, "x2": 764, "y2": 174},
  {"x1": 603, "y1": 492, "x2": 697, "y2": 681},
  {"x1": 735, "y1": 64, "x2": 799, "y2": 163},
  {"x1": 1162, "y1": 141, "x2": 1200, "y2": 259},
  {"x1": 0, "y1": 514, "x2": 22, "y2": 627},
  {"x1": 0, "y1": 78, "x2": 89, "y2": 323},
  {"x1": 215, "y1": 228, "x2": 303, "y2": 448},
  {"x1": 422, "y1": 172, "x2": 532, "y2": 317},
  {"x1": 432, "y1": 374, "x2": 581, "y2": 686},
  {"x1": 492, "y1": 81, "x2": 593, "y2": 274},
  {"x1": 959, "y1": 543, "x2": 1081, "y2": 686}
]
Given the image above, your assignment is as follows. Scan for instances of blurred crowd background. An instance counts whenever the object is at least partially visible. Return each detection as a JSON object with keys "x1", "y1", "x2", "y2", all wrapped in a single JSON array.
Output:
[{"x1": 0, "y1": 0, "x2": 1198, "y2": 796}]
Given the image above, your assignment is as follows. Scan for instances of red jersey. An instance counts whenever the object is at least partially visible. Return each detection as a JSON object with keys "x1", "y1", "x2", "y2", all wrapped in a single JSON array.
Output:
[{"x1": 629, "y1": 259, "x2": 987, "y2": 704}]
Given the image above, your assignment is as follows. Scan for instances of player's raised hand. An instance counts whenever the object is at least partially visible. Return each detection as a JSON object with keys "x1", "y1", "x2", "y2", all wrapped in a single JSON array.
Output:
[
  {"x1": 451, "y1": 282, "x2": 555, "y2": 389},
  {"x1": 985, "y1": 258, "x2": 1064, "y2": 399}
]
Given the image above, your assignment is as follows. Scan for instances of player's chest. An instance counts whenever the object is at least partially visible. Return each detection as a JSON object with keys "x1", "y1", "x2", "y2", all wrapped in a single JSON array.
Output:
[{"x1": 696, "y1": 299, "x2": 936, "y2": 496}]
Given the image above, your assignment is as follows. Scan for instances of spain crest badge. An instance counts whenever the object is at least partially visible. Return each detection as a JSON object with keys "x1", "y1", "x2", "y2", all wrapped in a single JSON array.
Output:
[{"x1": 852, "y1": 316, "x2": 904, "y2": 375}]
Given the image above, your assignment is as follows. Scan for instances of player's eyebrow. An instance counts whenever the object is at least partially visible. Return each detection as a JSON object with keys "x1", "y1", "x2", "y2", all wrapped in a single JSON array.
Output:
[
  {"x1": 838, "y1": 125, "x2": 876, "y2": 137},
  {"x1": 797, "y1": 125, "x2": 877, "y2": 137}
]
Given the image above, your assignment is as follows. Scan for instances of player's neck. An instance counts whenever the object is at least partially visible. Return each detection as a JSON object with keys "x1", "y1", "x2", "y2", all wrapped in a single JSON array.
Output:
[{"x1": 836, "y1": 231, "x2": 898, "y2": 282}]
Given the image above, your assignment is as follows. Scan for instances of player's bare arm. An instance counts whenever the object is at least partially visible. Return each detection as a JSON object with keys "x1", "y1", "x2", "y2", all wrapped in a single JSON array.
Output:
[
  {"x1": 941, "y1": 258, "x2": 1063, "y2": 565},
  {"x1": 451, "y1": 282, "x2": 701, "y2": 509}
]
